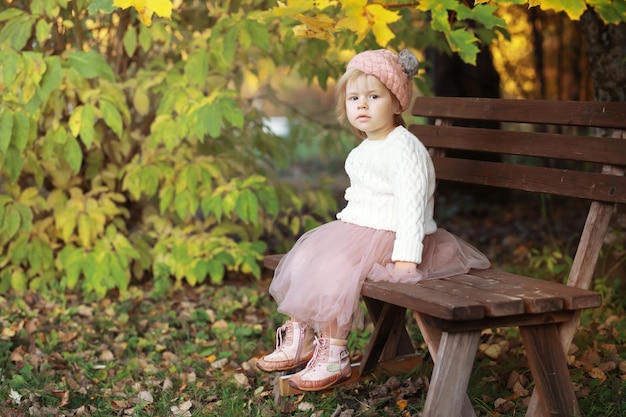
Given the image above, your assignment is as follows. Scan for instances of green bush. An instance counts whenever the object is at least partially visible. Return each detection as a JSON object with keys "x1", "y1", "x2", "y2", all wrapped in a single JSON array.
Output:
[{"x1": 0, "y1": 1, "x2": 343, "y2": 297}]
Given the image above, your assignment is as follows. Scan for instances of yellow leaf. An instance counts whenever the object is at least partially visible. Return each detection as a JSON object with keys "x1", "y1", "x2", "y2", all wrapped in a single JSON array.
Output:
[
  {"x1": 371, "y1": 20, "x2": 395, "y2": 46},
  {"x1": 294, "y1": 13, "x2": 335, "y2": 31},
  {"x1": 528, "y1": 0, "x2": 541, "y2": 7},
  {"x1": 312, "y1": 0, "x2": 338, "y2": 10},
  {"x1": 150, "y1": 0, "x2": 173, "y2": 18},
  {"x1": 113, "y1": 0, "x2": 172, "y2": 26},
  {"x1": 336, "y1": 1, "x2": 400, "y2": 46},
  {"x1": 68, "y1": 106, "x2": 83, "y2": 138},
  {"x1": 11, "y1": 270, "x2": 27, "y2": 291},
  {"x1": 56, "y1": 208, "x2": 77, "y2": 242},
  {"x1": 272, "y1": 0, "x2": 336, "y2": 16},
  {"x1": 91, "y1": 212, "x2": 107, "y2": 235},
  {"x1": 113, "y1": 0, "x2": 134, "y2": 8},
  {"x1": 19, "y1": 187, "x2": 39, "y2": 204},
  {"x1": 366, "y1": 3, "x2": 401, "y2": 25},
  {"x1": 242, "y1": 69, "x2": 260, "y2": 96},
  {"x1": 85, "y1": 197, "x2": 99, "y2": 212},
  {"x1": 540, "y1": 0, "x2": 586, "y2": 20},
  {"x1": 133, "y1": 88, "x2": 150, "y2": 116},
  {"x1": 368, "y1": 4, "x2": 400, "y2": 46},
  {"x1": 336, "y1": 0, "x2": 370, "y2": 43},
  {"x1": 396, "y1": 399, "x2": 408, "y2": 410},
  {"x1": 78, "y1": 213, "x2": 92, "y2": 248},
  {"x1": 292, "y1": 13, "x2": 336, "y2": 41}
]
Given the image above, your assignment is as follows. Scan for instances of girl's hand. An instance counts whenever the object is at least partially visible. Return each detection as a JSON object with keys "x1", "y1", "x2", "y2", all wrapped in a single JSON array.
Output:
[
  {"x1": 394, "y1": 261, "x2": 417, "y2": 275},
  {"x1": 368, "y1": 261, "x2": 424, "y2": 284}
]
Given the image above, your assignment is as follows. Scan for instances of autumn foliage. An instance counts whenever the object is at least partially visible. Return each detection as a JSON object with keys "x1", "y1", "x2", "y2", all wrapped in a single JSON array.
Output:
[{"x1": 0, "y1": 0, "x2": 624, "y2": 298}]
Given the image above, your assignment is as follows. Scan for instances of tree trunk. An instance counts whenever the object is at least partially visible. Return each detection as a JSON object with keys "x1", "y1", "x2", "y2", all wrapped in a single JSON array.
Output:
[{"x1": 580, "y1": 10, "x2": 626, "y2": 102}]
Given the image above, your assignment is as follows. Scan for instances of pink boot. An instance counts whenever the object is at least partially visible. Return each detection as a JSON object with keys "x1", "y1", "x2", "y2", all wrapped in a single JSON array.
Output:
[
  {"x1": 257, "y1": 321, "x2": 315, "y2": 372},
  {"x1": 288, "y1": 336, "x2": 352, "y2": 391}
]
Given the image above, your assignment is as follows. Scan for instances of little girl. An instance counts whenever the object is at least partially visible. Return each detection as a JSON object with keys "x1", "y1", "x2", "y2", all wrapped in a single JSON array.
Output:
[{"x1": 257, "y1": 49, "x2": 490, "y2": 391}]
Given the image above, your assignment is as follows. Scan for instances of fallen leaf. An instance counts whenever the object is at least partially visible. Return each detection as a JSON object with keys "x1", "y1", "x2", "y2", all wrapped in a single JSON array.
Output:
[
  {"x1": 137, "y1": 390, "x2": 154, "y2": 404},
  {"x1": 162, "y1": 377, "x2": 174, "y2": 390},
  {"x1": 297, "y1": 401, "x2": 315, "y2": 411},
  {"x1": 1, "y1": 320, "x2": 23, "y2": 338},
  {"x1": 10, "y1": 388, "x2": 22, "y2": 404},
  {"x1": 9, "y1": 346, "x2": 26, "y2": 362},
  {"x1": 483, "y1": 343, "x2": 502, "y2": 360},
  {"x1": 76, "y1": 305, "x2": 93, "y2": 317},
  {"x1": 51, "y1": 389, "x2": 69, "y2": 407},
  {"x1": 178, "y1": 400, "x2": 193, "y2": 410},
  {"x1": 512, "y1": 381, "x2": 529, "y2": 397},
  {"x1": 600, "y1": 343, "x2": 617, "y2": 354},
  {"x1": 494, "y1": 397, "x2": 515, "y2": 413},
  {"x1": 171, "y1": 400, "x2": 193, "y2": 417},
  {"x1": 110, "y1": 399, "x2": 132, "y2": 410},
  {"x1": 211, "y1": 357, "x2": 228, "y2": 369},
  {"x1": 588, "y1": 367, "x2": 607, "y2": 383},
  {"x1": 599, "y1": 361, "x2": 617, "y2": 373},
  {"x1": 212, "y1": 319, "x2": 228, "y2": 330},
  {"x1": 233, "y1": 372, "x2": 249, "y2": 388},
  {"x1": 24, "y1": 318, "x2": 39, "y2": 334},
  {"x1": 100, "y1": 349, "x2": 115, "y2": 362},
  {"x1": 578, "y1": 345, "x2": 601, "y2": 370},
  {"x1": 58, "y1": 331, "x2": 79, "y2": 343}
]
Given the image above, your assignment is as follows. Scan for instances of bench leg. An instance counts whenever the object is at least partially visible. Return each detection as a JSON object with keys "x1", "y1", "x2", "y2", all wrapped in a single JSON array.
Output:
[
  {"x1": 520, "y1": 323, "x2": 581, "y2": 417},
  {"x1": 421, "y1": 330, "x2": 481, "y2": 417},
  {"x1": 414, "y1": 313, "x2": 476, "y2": 417},
  {"x1": 360, "y1": 298, "x2": 414, "y2": 376}
]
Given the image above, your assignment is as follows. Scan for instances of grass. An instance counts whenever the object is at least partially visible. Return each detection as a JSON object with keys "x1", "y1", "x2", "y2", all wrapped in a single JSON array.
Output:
[{"x1": 0, "y1": 275, "x2": 625, "y2": 416}]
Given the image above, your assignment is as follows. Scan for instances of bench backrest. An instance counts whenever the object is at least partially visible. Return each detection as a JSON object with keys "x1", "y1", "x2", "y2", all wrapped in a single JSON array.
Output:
[
  {"x1": 410, "y1": 97, "x2": 626, "y2": 203},
  {"x1": 409, "y1": 97, "x2": 626, "y2": 289}
]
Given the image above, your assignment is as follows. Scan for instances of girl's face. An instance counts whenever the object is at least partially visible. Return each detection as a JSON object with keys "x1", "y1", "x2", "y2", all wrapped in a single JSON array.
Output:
[{"x1": 345, "y1": 74, "x2": 400, "y2": 140}]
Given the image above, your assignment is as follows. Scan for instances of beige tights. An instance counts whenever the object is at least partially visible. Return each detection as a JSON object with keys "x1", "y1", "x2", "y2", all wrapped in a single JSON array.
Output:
[{"x1": 291, "y1": 317, "x2": 350, "y2": 340}]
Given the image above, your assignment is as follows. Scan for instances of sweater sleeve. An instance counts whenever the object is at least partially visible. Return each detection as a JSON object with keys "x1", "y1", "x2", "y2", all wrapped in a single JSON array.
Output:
[{"x1": 388, "y1": 133, "x2": 432, "y2": 263}]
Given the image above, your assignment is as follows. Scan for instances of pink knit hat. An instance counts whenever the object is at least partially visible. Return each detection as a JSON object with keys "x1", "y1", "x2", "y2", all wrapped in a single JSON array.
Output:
[{"x1": 346, "y1": 49, "x2": 419, "y2": 112}]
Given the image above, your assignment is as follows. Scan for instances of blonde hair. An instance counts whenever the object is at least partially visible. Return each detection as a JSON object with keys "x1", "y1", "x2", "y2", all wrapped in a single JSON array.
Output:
[{"x1": 335, "y1": 68, "x2": 405, "y2": 139}]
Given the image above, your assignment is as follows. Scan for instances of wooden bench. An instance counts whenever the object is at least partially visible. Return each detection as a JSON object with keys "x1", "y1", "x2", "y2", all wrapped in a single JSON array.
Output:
[{"x1": 263, "y1": 97, "x2": 626, "y2": 417}]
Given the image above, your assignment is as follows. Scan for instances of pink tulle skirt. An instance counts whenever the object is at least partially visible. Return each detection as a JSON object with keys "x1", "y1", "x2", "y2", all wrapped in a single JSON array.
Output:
[{"x1": 269, "y1": 220, "x2": 490, "y2": 333}]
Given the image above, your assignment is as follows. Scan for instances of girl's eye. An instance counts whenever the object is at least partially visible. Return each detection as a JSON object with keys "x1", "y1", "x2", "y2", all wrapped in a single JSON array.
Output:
[
  {"x1": 348, "y1": 96, "x2": 358, "y2": 101},
  {"x1": 370, "y1": 95, "x2": 379, "y2": 99}
]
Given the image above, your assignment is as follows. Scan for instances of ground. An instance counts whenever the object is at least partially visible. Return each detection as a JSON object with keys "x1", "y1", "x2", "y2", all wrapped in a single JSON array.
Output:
[{"x1": 0, "y1": 188, "x2": 624, "y2": 416}]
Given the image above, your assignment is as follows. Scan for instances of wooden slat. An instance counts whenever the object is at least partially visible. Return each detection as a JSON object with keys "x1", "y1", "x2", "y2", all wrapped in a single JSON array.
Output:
[
  {"x1": 362, "y1": 297, "x2": 415, "y2": 361},
  {"x1": 520, "y1": 324, "x2": 581, "y2": 417},
  {"x1": 469, "y1": 269, "x2": 602, "y2": 310},
  {"x1": 421, "y1": 331, "x2": 481, "y2": 417},
  {"x1": 360, "y1": 301, "x2": 408, "y2": 375},
  {"x1": 425, "y1": 310, "x2": 575, "y2": 333},
  {"x1": 412, "y1": 97, "x2": 626, "y2": 129},
  {"x1": 413, "y1": 313, "x2": 477, "y2": 417},
  {"x1": 419, "y1": 278, "x2": 525, "y2": 317},
  {"x1": 438, "y1": 274, "x2": 563, "y2": 315},
  {"x1": 361, "y1": 280, "x2": 485, "y2": 321},
  {"x1": 432, "y1": 157, "x2": 626, "y2": 204},
  {"x1": 410, "y1": 124, "x2": 626, "y2": 166},
  {"x1": 439, "y1": 273, "x2": 563, "y2": 314}
]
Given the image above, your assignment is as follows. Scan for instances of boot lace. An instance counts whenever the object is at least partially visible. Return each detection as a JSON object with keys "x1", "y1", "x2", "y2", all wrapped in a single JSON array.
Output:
[
  {"x1": 305, "y1": 336, "x2": 329, "y2": 369},
  {"x1": 274, "y1": 321, "x2": 293, "y2": 351}
]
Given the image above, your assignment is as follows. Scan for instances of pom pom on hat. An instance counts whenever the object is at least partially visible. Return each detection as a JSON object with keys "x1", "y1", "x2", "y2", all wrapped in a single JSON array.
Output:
[{"x1": 346, "y1": 49, "x2": 419, "y2": 112}]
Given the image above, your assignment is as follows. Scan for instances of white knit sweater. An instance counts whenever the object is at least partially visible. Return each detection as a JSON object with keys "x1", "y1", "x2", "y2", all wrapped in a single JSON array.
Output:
[{"x1": 336, "y1": 125, "x2": 437, "y2": 263}]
